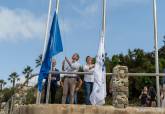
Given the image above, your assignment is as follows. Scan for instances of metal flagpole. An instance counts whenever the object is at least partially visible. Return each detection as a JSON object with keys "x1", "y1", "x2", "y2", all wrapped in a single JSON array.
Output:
[
  {"x1": 36, "y1": 0, "x2": 52, "y2": 104},
  {"x1": 45, "y1": 0, "x2": 60, "y2": 104},
  {"x1": 42, "y1": 0, "x2": 52, "y2": 60},
  {"x1": 153, "y1": 0, "x2": 160, "y2": 107},
  {"x1": 56, "y1": 0, "x2": 60, "y2": 14},
  {"x1": 102, "y1": 0, "x2": 106, "y2": 103},
  {"x1": 102, "y1": 0, "x2": 106, "y2": 34},
  {"x1": 46, "y1": 63, "x2": 52, "y2": 104}
]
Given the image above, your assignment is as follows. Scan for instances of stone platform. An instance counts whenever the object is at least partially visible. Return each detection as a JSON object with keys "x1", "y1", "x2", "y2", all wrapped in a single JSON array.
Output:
[{"x1": 13, "y1": 104, "x2": 165, "y2": 114}]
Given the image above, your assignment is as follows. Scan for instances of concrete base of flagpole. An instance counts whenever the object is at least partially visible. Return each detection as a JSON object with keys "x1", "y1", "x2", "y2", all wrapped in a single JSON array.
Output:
[
  {"x1": 36, "y1": 92, "x2": 41, "y2": 104},
  {"x1": 111, "y1": 65, "x2": 129, "y2": 108}
]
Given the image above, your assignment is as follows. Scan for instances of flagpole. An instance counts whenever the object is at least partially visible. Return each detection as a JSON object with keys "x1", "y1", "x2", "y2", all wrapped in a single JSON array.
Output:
[
  {"x1": 102, "y1": 0, "x2": 107, "y2": 100},
  {"x1": 90, "y1": 0, "x2": 107, "y2": 105},
  {"x1": 45, "y1": 0, "x2": 60, "y2": 104},
  {"x1": 102, "y1": 0, "x2": 106, "y2": 34},
  {"x1": 36, "y1": 0, "x2": 52, "y2": 104},
  {"x1": 42, "y1": 0, "x2": 52, "y2": 63},
  {"x1": 153, "y1": 0, "x2": 160, "y2": 107},
  {"x1": 46, "y1": 63, "x2": 52, "y2": 104},
  {"x1": 56, "y1": 0, "x2": 60, "y2": 14}
]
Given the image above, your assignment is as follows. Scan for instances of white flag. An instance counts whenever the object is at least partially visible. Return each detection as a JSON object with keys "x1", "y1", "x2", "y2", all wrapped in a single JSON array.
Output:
[{"x1": 90, "y1": 31, "x2": 106, "y2": 105}]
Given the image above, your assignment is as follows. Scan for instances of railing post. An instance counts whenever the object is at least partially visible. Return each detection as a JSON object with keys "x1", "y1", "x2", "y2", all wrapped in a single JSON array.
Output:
[
  {"x1": 112, "y1": 65, "x2": 129, "y2": 108},
  {"x1": 46, "y1": 74, "x2": 51, "y2": 104},
  {"x1": 9, "y1": 96, "x2": 14, "y2": 114}
]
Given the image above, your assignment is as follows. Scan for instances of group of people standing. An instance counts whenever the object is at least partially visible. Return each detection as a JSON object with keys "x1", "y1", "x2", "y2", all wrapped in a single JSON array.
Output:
[
  {"x1": 42, "y1": 53, "x2": 165, "y2": 106},
  {"x1": 139, "y1": 85, "x2": 165, "y2": 107},
  {"x1": 43, "y1": 53, "x2": 95, "y2": 105},
  {"x1": 139, "y1": 86, "x2": 157, "y2": 107}
]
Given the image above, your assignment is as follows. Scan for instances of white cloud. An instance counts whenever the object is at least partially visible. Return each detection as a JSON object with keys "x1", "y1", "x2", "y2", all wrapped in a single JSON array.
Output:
[
  {"x1": 82, "y1": 2, "x2": 98, "y2": 17},
  {"x1": 60, "y1": 19, "x2": 72, "y2": 34},
  {"x1": 71, "y1": 1, "x2": 99, "y2": 17},
  {"x1": 0, "y1": 7, "x2": 46, "y2": 41},
  {"x1": 69, "y1": 0, "x2": 149, "y2": 30},
  {"x1": 72, "y1": 0, "x2": 149, "y2": 15},
  {"x1": 110, "y1": 0, "x2": 150, "y2": 9},
  {"x1": 65, "y1": 1, "x2": 100, "y2": 32},
  {"x1": 0, "y1": 0, "x2": 150, "y2": 42}
]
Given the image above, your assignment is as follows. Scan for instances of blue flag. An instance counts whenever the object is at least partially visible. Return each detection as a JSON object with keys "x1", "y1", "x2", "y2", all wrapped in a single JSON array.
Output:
[{"x1": 38, "y1": 12, "x2": 63, "y2": 92}]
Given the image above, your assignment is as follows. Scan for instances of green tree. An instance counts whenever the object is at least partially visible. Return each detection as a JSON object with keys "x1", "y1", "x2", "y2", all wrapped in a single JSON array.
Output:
[
  {"x1": 159, "y1": 45, "x2": 165, "y2": 58},
  {"x1": 8, "y1": 72, "x2": 20, "y2": 89},
  {"x1": 111, "y1": 55, "x2": 120, "y2": 66},
  {"x1": 35, "y1": 54, "x2": 42, "y2": 68},
  {"x1": 24, "y1": 87, "x2": 36, "y2": 104},
  {"x1": 22, "y1": 66, "x2": 33, "y2": 86},
  {"x1": 0, "y1": 80, "x2": 6, "y2": 90},
  {"x1": 1, "y1": 88, "x2": 15, "y2": 102}
]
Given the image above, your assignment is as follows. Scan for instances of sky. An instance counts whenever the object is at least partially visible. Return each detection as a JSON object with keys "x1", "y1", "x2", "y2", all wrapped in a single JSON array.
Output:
[{"x1": 0, "y1": 0, "x2": 165, "y2": 87}]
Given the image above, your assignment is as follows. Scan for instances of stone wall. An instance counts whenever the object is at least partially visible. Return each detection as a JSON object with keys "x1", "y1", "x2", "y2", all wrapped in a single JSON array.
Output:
[{"x1": 13, "y1": 104, "x2": 165, "y2": 114}]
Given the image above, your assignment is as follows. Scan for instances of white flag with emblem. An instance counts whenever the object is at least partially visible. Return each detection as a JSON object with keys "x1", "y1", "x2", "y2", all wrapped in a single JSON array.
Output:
[{"x1": 90, "y1": 31, "x2": 106, "y2": 105}]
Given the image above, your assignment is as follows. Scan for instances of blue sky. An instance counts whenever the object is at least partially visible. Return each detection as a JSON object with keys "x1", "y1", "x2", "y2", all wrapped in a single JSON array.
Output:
[{"x1": 0, "y1": 0, "x2": 165, "y2": 86}]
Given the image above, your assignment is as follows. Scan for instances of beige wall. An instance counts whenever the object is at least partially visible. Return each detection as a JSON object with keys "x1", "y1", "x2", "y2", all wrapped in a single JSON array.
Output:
[{"x1": 13, "y1": 104, "x2": 165, "y2": 114}]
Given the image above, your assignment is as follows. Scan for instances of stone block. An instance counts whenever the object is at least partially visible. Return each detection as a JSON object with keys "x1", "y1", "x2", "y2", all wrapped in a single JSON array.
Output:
[{"x1": 112, "y1": 65, "x2": 129, "y2": 108}]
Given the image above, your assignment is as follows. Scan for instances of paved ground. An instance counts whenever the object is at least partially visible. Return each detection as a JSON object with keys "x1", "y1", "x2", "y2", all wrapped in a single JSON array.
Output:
[{"x1": 0, "y1": 111, "x2": 5, "y2": 114}]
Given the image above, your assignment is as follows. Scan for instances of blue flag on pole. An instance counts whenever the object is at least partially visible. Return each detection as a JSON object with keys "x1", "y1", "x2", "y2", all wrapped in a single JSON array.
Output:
[{"x1": 38, "y1": 12, "x2": 63, "y2": 92}]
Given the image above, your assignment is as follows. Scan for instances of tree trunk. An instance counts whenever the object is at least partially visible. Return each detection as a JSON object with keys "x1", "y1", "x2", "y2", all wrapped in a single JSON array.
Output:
[
  {"x1": 27, "y1": 74, "x2": 29, "y2": 86},
  {"x1": 27, "y1": 80, "x2": 29, "y2": 87},
  {"x1": 13, "y1": 80, "x2": 15, "y2": 89},
  {"x1": 0, "y1": 83, "x2": 2, "y2": 90}
]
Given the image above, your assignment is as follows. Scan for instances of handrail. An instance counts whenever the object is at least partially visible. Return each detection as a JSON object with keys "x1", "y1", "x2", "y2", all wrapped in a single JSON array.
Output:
[
  {"x1": 28, "y1": 72, "x2": 165, "y2": 77},
  {"x1": 3, "y1": 71, "x2": 165, "y2": 113}
]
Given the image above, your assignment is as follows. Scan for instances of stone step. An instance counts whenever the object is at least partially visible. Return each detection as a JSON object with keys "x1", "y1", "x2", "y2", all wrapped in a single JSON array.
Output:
[{"x1": 13, "y1": 104, "x2": 165, "y2": 114}]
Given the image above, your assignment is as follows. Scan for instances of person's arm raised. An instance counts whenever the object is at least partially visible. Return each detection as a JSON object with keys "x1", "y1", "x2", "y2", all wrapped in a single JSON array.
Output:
[
  {"x1": 65, "y1": 57, "x2": 72, "y2": 67},
  {"x1": 65, "y1": 57, "x2": 80, "y2": 70},
  {"x1": 89, "y1": 64, "x2": 95, "y2": 70},
  {"x1": 83, "y1": 65, "x2": 89, "y2": 72}
]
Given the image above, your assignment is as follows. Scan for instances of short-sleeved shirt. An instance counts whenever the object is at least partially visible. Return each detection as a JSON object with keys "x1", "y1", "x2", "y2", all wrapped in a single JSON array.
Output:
[
  {"x1": 83, "y1": 64, "x2": 94, "y2": 82},
  {"x1": 64, "y1": 60, "x2": 81, "y2": 77}
]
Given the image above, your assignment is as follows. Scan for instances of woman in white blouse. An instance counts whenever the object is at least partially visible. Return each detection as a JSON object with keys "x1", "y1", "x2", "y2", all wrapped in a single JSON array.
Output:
[{"x1": 83, "y1": 56, "x2": 95, "y2": 105}]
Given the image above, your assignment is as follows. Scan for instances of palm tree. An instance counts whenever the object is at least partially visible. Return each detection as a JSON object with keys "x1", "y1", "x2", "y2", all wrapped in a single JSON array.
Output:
[
  {"x1": 35, "y1": 54, "x2": 42, "y2": 68},
  {"x1": 8, "y1": 72, "x2": 20, "y2": 89},
  {"x1": 22, "y1": 66, "x2": 33, "y2": 86},
  {"x1": 0, "y1": 80, "x2": 3, "y2": 90},
  {"x1": 0, "y1": 80, "x2": 6, "y2": 90},
  {"x1": 3, "y1": 81, "x2": 6, "y2": 89}
]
